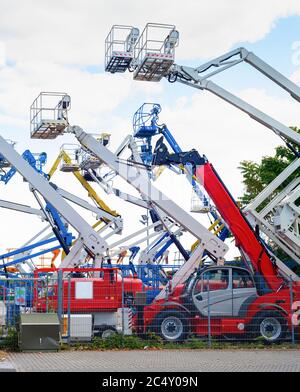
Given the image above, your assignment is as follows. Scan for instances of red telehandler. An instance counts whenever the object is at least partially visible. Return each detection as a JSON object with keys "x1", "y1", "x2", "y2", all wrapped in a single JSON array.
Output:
[
  {"x1": 139, "y1": 139, "x2": 300, "y2": 343},
  {"x1": 29, "y1": 135, "x2": 300, "y2": 343}
]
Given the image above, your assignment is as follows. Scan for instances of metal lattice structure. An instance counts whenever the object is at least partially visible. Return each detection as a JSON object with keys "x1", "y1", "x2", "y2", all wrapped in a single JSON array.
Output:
[{"x1": 245, "y1": 158, "x2": 300, "y2": 265}]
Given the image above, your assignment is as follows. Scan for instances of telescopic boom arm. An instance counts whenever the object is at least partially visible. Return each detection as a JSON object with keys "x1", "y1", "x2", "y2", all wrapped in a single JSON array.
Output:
[
  {"x1": 105, "y1": 24, "x2": 300, "y2": 146},
  {"x1": 152, "y1": 141, "x2": 287, "y2": 291},
  {"x1": 0, "y1": 135, "x2": 109, "y2": 262}
]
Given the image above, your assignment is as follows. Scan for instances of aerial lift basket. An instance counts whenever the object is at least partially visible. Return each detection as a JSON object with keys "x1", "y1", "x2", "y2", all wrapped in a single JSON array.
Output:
[
  {"x1": 133, "y1": 23, "x2": 179, "y2": 82},
  {"x1": 78, "y1": 133, "x2": 110, "y2": 171},
  {"x1": 190, "y1": 190, "x2": 211, "y2": 214},
  {"x1": 59, "y1": 144, "x2": 81, "y2": 172},
  {"x1": 30, "y1": 92, "x2": 71, "y2": 139},
  {"x1": 105, "y1": 25, "x2": 139, "y2": 74}
]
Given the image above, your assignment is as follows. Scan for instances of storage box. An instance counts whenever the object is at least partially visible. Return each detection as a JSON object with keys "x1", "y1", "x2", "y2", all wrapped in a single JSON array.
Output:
[{"x1": 19, "y1": 313, "x2": 60, "y2": 352}]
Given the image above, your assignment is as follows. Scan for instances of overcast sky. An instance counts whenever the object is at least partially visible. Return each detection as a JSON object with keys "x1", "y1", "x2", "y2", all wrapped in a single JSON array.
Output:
[{"x1": 0, "y1": 0, "x2": 300, "y2": 262}]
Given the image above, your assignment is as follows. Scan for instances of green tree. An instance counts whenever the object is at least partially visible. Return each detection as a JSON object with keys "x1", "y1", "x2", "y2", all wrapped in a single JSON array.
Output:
[
  {"x1": 239, "y1": 127, "x2": 300, "y2": 207},
  {"x1": 238, "y1": 127, "x2": 300, "y2": 272}
]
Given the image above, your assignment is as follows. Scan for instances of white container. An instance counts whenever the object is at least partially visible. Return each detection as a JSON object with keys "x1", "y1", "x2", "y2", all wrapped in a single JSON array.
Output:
[
  {"x1": 64, "y1": 314, "x2": 93, "y2": 341},
  {"x1": 0, "y1": 301, "x2": 6, "y2": 326}
]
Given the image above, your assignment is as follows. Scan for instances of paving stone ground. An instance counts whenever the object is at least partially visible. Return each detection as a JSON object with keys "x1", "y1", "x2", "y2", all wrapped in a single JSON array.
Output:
[
  {"x1": 6, "y1": 349, "x2": 300, "y2": 372},
  {"x1": 0, "y1": 351, "x2": 16, "y2": 372},
  {"x1": 0, "y1": 351, "x2": 6, "y2": 361}
]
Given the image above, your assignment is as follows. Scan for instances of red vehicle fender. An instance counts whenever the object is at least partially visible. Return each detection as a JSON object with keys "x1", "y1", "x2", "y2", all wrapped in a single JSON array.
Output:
[
  {"x1": 245, "y1": 290, "x2": 291, "y2": 326},
  {"x1": 142, "y1": 299, "x2": 191, "y2": 327}
]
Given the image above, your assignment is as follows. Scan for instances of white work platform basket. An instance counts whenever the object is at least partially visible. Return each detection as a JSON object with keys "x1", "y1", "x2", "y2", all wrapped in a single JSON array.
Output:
[
  {"x1": 30, "y1": 92, "x2": 71, "y2": 139},
  {"x1": 133, "y1": 23, "x2": 179, "y2": 82},
  {"x1": 105, "y1": 25, "x2": 139, "y2": 74}
]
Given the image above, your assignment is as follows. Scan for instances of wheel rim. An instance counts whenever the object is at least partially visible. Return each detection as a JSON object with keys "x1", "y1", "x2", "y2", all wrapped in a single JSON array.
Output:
[
  {"x1": 161, "y1": 317, "x2": 183, "y2": 341},
  {"x1": 260, "y1": 317, "x2": 282, "y2": 342}
]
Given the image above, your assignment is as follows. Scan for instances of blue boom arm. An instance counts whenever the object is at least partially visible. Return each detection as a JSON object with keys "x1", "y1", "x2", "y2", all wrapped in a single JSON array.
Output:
[{"x1": 133, "y1": 103, "x2": 229, "y2": 241}]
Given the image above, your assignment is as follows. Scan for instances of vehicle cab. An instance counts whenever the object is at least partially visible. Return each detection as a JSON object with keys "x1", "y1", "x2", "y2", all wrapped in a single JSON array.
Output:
[
  {"x1": 145, "y1": 265, "x2": 292, "y2": 343},
  {"x1": 184, "y1": 266, "x2": 257, "y2": 318}
]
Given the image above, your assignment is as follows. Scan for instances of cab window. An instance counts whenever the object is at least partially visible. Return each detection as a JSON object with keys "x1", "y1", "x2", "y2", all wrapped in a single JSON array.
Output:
[
  {"x1": 193, "y1": 278, "x2": 203, "y2": 295},
  {"x1": 202, "y1": 269, "x2": 229, "y2": 292},
  {"x1": 232, "y1": 269, "x2": 254, "y2": 289}
]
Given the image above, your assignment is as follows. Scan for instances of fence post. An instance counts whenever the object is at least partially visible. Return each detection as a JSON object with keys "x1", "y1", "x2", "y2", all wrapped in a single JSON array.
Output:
[
  {"x1": 46, "y1": 274, "x2": 49, "y2": 313},
  {"x1": 12, "y1": 280, "x2": 15, "y2": 327},
  {"x1": 121, "y1": 270, "x2": 125, "y2": 347},
  {"x1": 207, "y1": 279, "x2": 212, "y2": 348},
  {"x1": 289, "y1": 276, "x2": 295, "y2": 346},
  {"x1": 4, "y1": 280, "x2": 8, "y2": 329},
  {"x1": 57, "y1": 270, "x2": 63, "y2": 335},
  {"x1": 67, "y1": 275, "x2": 71, "y2": 345},
  {"x1": 7, "y1": 279, "x2": 11, "y2": 328}
]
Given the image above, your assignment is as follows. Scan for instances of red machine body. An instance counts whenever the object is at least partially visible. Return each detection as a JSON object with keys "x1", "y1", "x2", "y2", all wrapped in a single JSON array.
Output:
[
  {"x1": 196, "y1": 163, "x2": 286, "y2": 291},
  {"x1": 143, "y1": 282, "x2": 296, "y2": 337},
  {"x1": 32, "y1": 159, "x2": 300, "y2": 342},
  {"x1": 34, "y1": 268, "x2": 144, "y2": 313},
  {"x1": 139, "y1": 157, "x2": 300, "y2": 341}
]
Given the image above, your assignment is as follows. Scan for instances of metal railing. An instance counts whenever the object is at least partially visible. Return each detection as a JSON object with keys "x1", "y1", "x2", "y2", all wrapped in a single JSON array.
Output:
[
  {"x1": 105, "y1": 25, "x2": 137, "y2": 73},
  {"x1": 30, "y1": 92, "x2": 70, "y2": 139}
]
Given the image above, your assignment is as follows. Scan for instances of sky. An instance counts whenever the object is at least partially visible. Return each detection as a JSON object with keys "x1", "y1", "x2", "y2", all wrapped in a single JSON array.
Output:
[{"x1": 0, "y1": 0, "x2": 300, "y2": 261}]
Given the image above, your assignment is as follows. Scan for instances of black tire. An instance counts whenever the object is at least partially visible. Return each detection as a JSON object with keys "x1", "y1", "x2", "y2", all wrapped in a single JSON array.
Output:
[
  {"x1": 151, "y1": 310, "x2": 190, "y2": 343},
  {"x1": 94, "y1": 326, "x2": 117, "y2": 340},
  {"x1": 248, "y1": 311, "x2": 288, "y2": 344}
]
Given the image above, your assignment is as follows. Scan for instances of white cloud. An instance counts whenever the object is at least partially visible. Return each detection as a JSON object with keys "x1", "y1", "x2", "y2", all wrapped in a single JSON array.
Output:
[
  {"x1": 291, "y1": 68, "x2": 300, "y2": 84},
  {"x1": 154, "y1": 86, "x2": 300, "y2": 199},
  {"x1": 292, "y1": 41, "x2": 300, "y2": 67},
  {"x1": 0, "y1": 42, "x2": 6, "y2": 67},
  {"x1": 0, "y1": 0, "x2": 300, "y2": 65},
  {"x1": 0, "y1": 0, "x2": 299, "y2": 136},
  {"x1": 1, "y1": 1, "x2": 300, "y2": 258},
  {"x1": 0, "y1": 60, "x2": 163, "y2": 140},
  {"x1": 0, "y1": 85, "x2": 298, "y2": 256}
]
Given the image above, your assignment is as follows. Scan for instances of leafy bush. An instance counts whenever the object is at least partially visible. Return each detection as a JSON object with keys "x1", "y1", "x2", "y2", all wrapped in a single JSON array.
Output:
[
  {"x1": 186, "y1": 338, "x2": 208, "y2": 350},
  {"x1": 90, "y1": 334, "x2": 145, "y2": 350},
  {"x1": 0, "y1": 328, "x2": 19, "y2": 352},
  {"x1": 63, "y1": 333, "x2": 300, "y2": 352},
  {"x1": 144, "y1": 331, "x2": 164, "y2": 344}
]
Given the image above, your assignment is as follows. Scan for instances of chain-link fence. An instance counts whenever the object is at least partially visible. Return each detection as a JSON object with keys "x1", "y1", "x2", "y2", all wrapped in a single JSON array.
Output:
[
  {"x1": 0, "y1": 274, "x2": 58, "y2": 340},
  {"x1": 138, "y1": 269, "x2": 299, "y2": 347},
  {"x1": 1, "y1": 267, "x2": 299, "y2": 348}
]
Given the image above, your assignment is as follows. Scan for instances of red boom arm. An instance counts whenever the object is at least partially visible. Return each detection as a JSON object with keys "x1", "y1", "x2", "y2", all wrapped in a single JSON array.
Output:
[{"x1": 196, "y1": 163, "x2": 285, "y2": 291}]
